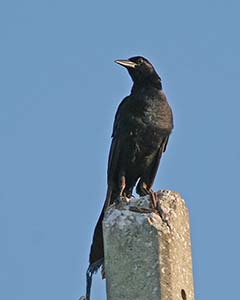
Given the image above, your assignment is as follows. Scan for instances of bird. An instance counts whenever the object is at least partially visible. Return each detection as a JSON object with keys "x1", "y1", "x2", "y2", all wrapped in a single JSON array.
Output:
[{"x1": 85, "y1": 56, "x2": 173, "y2": 300}]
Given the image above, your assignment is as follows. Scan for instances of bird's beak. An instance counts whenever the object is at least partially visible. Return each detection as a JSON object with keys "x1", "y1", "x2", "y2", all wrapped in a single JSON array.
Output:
[{"x1": 115, "y1": 59, "x2": 137, "y2": 69}]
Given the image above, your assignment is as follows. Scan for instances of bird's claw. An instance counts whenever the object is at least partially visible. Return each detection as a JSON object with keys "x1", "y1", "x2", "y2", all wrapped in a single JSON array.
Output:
[
  {"x1": 115, "y1": 195, "x2": 130, "y2": 209},
  {"x1": 149, "y1": 191, "x2": 158, "y2": 210},
  {"x1": 129, "y1": 206, "x2": 156, "y2": 214}
]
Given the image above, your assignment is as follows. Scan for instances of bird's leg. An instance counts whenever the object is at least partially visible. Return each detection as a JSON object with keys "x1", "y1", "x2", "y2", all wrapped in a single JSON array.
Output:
[
  {"x1": 119, "y1": 175, "x2": 126, "y2": 196},
  {"x1": 136, "y1": 180, "x2": 158, "y2": 210},
  {"x1": 115, "y1": 175, "x2": 126, "y2": 207},
  {"x1": 129, "y1": 182, "x2": 157, "y2": 214}
]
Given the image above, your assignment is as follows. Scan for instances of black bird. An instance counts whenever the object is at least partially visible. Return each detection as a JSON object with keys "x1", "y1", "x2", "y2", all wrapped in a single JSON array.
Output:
[{"x1": 85, "y1": 56, "x2": 173, "y2": 300}]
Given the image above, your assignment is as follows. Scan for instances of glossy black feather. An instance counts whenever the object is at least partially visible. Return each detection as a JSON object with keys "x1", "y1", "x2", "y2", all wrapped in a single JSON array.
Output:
[{"x1": 86, "y1": 56, "x2": 173, "y2": 300}]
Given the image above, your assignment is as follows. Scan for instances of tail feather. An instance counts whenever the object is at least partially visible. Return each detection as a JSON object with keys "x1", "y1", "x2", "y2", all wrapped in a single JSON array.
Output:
[
  {"x1": 85, "y1": 187, "x2": 114, "y2": 300},
  {"x1": 85, "y1": 258, "x2": 104, "y2": 300}
]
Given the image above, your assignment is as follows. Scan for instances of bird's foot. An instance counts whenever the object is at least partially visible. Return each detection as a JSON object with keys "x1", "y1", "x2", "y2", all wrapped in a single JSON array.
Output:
[
  {"x1": 149, "y1": 190, "x2": 158, "y2": 210},
  {"x1": 115, "y1": 195, "x2": 130, "y2": 209},
  {"x1": 137, "y1": 188, "x2": 159, "y2": 210},
  {"x1": 136, "y1": 182, "x2": 159, "y2": 210},
  {"x1": 129, "y1": 206, "x2": 155, "y2": 214}
]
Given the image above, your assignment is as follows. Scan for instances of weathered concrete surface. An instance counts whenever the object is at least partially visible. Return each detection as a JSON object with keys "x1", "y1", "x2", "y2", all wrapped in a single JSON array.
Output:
[{"x1": 103, "y1": 190, "x2": 194, "y2": 300}]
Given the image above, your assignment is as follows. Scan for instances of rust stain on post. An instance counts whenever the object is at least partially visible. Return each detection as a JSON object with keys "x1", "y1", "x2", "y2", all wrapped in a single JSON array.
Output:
[{"x1": 103, "y1": 190, "x2": 194, "y2": 300}]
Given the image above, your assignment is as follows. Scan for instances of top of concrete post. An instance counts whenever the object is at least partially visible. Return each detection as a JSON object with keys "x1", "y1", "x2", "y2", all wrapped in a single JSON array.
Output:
[{"x1": 103, "y1": 190, "x2": 194, "y2": 300}]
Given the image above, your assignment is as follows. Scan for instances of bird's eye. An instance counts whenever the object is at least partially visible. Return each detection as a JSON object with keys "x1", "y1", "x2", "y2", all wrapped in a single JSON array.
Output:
[{"x1": 138, "y1": 58, "x2": 144, "y2": 64}]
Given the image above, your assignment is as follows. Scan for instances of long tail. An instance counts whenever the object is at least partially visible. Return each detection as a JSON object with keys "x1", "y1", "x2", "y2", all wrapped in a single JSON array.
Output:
[
  {"x1": 85, "y1": 258, "x2": 104, "y2": 300},
  {"x1": 85, "y1": 187, "x2": 114, "y2": 300}
]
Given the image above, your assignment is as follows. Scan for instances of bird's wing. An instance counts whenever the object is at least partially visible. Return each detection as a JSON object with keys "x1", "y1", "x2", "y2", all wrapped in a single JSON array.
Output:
[
  {"x1": 107, "y1": 137, "x2": 120, "y2": 186},
  {"x1": 146, "y1": 135, "x2": 170, "y2": 186},
  {"x1": 107, "y1": 96, "x2": 129, "y2": 185},
  {"x1": 111, "y1": 96, "x2": 129, "y2": 138}
]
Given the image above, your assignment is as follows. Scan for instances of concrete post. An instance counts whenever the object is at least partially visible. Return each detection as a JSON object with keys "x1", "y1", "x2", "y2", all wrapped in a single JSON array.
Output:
[{"x1": 103, "y1": 190, "x2": 194, "y2": 300}]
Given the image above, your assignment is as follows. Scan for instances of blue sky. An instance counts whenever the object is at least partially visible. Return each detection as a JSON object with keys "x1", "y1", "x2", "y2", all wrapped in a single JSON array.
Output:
[{"x1": 1, "y1": 1, "x2": 240, "y2": 299}]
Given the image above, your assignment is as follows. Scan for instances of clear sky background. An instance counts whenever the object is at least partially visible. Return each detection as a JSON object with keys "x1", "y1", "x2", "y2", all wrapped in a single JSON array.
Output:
[{"x1": 1, "y1": 1, "x2": 239, "y2": 299}]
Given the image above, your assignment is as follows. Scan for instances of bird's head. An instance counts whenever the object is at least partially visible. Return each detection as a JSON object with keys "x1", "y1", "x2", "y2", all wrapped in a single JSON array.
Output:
[{"x1": 115, "y1": 56, "x2": 161, "y2": 88}]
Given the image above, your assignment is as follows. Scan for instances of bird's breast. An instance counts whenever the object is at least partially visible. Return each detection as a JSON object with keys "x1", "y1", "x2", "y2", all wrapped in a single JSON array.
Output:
[{"x1": 141, "y1": 96, "x2": 173, "y2": 132}]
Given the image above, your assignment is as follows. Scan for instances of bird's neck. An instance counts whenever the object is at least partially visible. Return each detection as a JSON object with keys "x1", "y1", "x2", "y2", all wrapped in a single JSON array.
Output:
[{"x1": 131, "y1": 78, "x2": 162, "y2": 93}]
